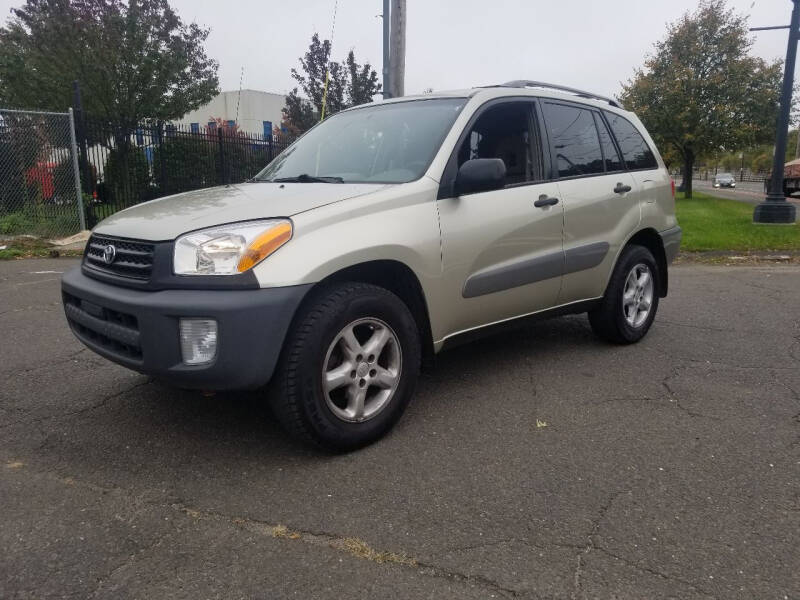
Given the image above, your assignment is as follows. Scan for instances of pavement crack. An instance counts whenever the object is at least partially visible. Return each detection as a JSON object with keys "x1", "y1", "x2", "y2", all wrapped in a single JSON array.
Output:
[
  {"x1": 0, "y1": 378, "x2": 151, "y2": 430},
  {"x1": 59, "y1": 379, "x2": 152, "y2": 419},
  {"x1": 1, "y1": 347, "x2": 90, "y2": 384},
  {"x1": 172, "y1": 503, "x2": 522, "y2": 597},
  {"x1": 88, "y1": 529, "x2": 173, "y2": 598},
  {"x1": 790, "y1": 336, "x2": 800, "y2": 364},
  {"x1": 2, "y1": 465, "x2": 521, "y2": 597},
  {"x1": 413, "y1": 560, "x2": 520, "y2": 598},
  {"x1": 445, "y1": 537, "x2": 583, "y2": 555},
  {"x1": 571, "y1": 490, "x2": 623, "y2": 600},
  {"x1": 592, "y1": 546, "x2": 717, "y2": 599},
  {"x1": 656, "y1": 319, "x2": 728, "y2": 332},
  {"x1": 661, "y1": 368, "x2": 721, "y2": 421}
]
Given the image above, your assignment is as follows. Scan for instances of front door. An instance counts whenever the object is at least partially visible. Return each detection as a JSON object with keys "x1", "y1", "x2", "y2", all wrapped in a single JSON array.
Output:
[{"x1": 435, "y1": 100, "x2": 565, "y2": 342}]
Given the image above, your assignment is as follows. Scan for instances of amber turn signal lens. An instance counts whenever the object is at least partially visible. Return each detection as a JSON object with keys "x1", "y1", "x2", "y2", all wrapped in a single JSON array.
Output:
[{"x1": 236, "y1": 222, "x2": 292, "y2": 272}]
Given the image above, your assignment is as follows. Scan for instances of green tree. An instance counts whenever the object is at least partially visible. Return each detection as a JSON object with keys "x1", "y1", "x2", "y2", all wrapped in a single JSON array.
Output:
[
  {"x1": 620, "y1": 0, "x2": 782, "y2": 197},
  {"x1": 283, "y1": 33, "x2": 381, "y2": 133},
  {"x1": 345, "y1": 50, "x2": 380, "y2": 106},
  {"x1": 0, "y1": 0, "x2": 219, "y2": 127}
]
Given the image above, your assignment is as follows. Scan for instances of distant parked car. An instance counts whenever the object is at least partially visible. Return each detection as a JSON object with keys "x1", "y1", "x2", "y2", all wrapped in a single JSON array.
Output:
[{"x1": 713, "y1": 173, "x2": 736, "y2": 188}]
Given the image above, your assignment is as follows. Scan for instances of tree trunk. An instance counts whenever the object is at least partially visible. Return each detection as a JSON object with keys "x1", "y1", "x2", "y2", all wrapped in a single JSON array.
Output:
[{"x1": 681, "y1": 150, "x2": 694, "y2": 198}]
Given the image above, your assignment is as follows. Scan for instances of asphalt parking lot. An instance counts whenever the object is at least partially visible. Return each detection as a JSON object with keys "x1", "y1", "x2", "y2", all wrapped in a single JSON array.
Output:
[{"x1": 1, "y1": 258, "x2": 799, "y2": 599}]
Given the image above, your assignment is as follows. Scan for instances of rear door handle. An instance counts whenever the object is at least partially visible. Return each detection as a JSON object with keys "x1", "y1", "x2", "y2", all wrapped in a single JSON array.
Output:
[
  {"x1": 614, "y1": 183, "x2": 632, "y2": 194},
  {"x1": 534, "y1": 195, "x2": 559, "y2": 208}
]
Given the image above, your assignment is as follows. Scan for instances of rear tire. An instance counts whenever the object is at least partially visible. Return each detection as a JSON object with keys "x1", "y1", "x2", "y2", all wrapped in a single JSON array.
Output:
[
  {"x1": 589, "y1": 245, "x2": 660, "y2": 344},
  {"x1": 270, "y1": 282, "x2": 421, "y2": 451}
]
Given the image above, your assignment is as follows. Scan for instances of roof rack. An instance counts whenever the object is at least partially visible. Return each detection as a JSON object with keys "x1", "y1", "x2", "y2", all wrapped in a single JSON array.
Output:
[{"x1": 500, "y1": 80, "x2": 623, "y2": 108}]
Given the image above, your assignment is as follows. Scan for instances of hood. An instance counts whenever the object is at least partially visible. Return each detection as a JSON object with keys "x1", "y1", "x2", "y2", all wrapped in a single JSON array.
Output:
[{"x1": 93, "y1": 182, "x2": 389, "y2": 241}]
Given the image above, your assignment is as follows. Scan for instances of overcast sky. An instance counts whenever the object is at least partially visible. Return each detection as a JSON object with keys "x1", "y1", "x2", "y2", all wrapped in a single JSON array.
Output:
[{"x1": 0, "y1": 0, "x2": 794, "y2": 99}]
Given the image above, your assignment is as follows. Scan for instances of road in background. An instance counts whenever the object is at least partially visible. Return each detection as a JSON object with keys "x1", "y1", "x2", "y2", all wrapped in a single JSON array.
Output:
[
  {"x1": 1, "y1": 259, "x2": 799, "y2": 598},
  {"x1": 694, "y1": 178, "x2": 800, "y2": 210}
]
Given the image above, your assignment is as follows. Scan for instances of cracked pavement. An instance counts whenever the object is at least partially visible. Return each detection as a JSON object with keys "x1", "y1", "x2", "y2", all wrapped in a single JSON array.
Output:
[{"x1": 1, "y1": 258, "x2": 799, "y2": 599}]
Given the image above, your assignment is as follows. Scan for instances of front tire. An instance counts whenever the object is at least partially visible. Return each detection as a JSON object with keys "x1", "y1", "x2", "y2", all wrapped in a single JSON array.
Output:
[
  {"x1": 589, "y1": 245, "x2": 660, "y2": 344},
  {"x1": 270, "y1": 282, "x2": 421, "y2": 451}
]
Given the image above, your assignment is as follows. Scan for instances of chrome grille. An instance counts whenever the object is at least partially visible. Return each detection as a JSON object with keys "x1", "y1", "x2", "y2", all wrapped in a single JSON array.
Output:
[{"x1": 84, "y1": 235, "x2": 155, "y2": 280}]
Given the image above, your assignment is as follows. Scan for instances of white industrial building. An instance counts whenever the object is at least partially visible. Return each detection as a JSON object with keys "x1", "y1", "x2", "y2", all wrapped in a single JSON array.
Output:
[{"x1": 178, "y1": 89, "x2": 286, "y2": 137}]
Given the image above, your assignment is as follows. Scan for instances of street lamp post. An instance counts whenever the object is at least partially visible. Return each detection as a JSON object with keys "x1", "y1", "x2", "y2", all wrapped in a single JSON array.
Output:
[{"x1": 753, "y1": 0, "x2": 799, "y2": 223}]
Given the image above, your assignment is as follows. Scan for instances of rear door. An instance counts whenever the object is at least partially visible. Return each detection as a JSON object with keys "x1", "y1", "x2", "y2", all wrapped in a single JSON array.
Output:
[
  {"x1": 434, "y1": 99, "x2": 564, "y2": 341},
  {"x1": 540, "y1": 100, "x2": 640, "y2": 304}
]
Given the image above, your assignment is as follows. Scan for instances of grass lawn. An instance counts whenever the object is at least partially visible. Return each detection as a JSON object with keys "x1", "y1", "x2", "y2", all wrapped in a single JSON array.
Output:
[
  {"x1": 0, "y1": 237, "x2": 83, "y2": 260},
  {"x1": 676, "y1": 192, "x2": 800, "y2": 252}
]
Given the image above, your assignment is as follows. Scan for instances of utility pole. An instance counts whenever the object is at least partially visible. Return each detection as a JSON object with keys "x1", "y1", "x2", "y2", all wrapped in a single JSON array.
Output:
[
  {"x1": 752, "y1": 0, "x2": 799, "y2": 223},
  {"x1": 389, "y1": 0, "x2": 406, "y2": 98},
  {"x1": 382, "y1": 0, "x2": 391, "y2": 99}
]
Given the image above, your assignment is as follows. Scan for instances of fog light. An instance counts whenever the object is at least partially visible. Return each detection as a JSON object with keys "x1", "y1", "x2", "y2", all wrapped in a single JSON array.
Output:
[{"x1": 180, "y1": 319, "x2": 218, "y2": 365}]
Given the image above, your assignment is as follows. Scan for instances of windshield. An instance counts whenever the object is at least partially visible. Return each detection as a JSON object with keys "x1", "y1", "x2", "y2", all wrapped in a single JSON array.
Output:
[
  {"x1": 717, "y1": 173, "x2": 733, "y2": 178},
  {"x1": 255, "y1": 98, "x2": 467, "y2": 184}
]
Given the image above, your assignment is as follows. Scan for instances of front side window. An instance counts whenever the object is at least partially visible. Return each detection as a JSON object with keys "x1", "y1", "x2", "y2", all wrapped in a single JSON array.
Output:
[
  {"x1": 256, "y1": 98, "x2": 467, "y2": 184},
  {"x1": 456, "y1": 102, "x2": 542, "y2": 185},
  {"x1": 604, "y1": 112, "x2": 658, "y2": 170},
  {"x1": 543, "y1": 103, "x2": 605, "y2": 178}
]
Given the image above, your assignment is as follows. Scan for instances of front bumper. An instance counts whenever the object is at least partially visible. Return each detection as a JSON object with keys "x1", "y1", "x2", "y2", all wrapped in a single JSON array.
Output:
[{"x1": 61, "y1": 267, "x2": 312, "y2": 390}]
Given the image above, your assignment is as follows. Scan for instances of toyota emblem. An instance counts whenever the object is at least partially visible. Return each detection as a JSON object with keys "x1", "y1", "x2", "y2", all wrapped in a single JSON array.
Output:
[{"x1": 103, "y1": 244, "x2": 116, "y2": 265}]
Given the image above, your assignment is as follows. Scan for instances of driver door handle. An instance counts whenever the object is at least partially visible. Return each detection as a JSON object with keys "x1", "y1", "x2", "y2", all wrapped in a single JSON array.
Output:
[
  {"x1": 534, "y1": 195, "x2": 559, "y2": 208},
  {"x1": 614, "y1": 183, "x2": 632, "y2": 194}
]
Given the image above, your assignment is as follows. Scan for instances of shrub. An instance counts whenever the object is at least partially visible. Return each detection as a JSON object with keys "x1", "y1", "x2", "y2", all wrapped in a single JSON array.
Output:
[
  {"x1": 0, "y1": 212, "x2": 34, "y2": 235},
  {"x1": 103, "y1": 146, "x2": 154, "y2": 207},
  {"x1": 152, "y1": 135, "x2": 220, "y2": 195}
]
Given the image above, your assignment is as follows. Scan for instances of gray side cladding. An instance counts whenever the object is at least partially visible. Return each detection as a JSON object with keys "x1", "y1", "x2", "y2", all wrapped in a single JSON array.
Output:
[{"x1": 462, "y1": 242, "x2": 610, "y2": 298}]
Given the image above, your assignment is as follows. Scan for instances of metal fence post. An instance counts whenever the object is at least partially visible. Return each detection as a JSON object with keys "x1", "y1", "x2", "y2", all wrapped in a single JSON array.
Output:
[
  {"x1": 218, "y1": 128, "x2": 227, "y2": 184},
  {"x1": 157, "y1": 121, "x2": 167, "y2": 194},
  {"x1": 72, "y1": 81, "x2": 92, "y2": 197},
  {"x1": 68, "y1": 108, "x2": 87, "y2": 231}
]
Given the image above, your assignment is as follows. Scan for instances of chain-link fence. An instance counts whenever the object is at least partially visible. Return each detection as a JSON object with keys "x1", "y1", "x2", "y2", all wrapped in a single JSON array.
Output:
[{"x1": 0, "y1": 109, "x2": 85, "y2": 240}]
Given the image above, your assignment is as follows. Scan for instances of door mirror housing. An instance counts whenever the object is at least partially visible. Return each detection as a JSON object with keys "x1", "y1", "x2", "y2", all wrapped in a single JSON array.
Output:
[{"x1": 455, "y1": 158, "x2": 506, "y2": 196}]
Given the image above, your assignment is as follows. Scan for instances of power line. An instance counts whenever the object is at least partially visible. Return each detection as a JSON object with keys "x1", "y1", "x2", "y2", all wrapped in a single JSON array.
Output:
[
  {"x1": 235, "y1": 66, "x2": 244, "y2": 126},
  {"x1": 320, "y1": 0, "x2": 339, "y2": 121}
]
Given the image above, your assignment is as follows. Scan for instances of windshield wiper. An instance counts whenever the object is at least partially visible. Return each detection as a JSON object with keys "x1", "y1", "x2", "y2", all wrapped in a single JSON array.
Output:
[{"x1": 272, "y1": 173, "x2": 344, "y2": 184}]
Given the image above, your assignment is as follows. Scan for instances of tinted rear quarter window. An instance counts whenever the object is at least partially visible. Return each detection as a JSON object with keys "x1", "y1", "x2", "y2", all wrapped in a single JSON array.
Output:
[
  {"x1": 594, "y1": 114, "x2": 623, "y2": 172},
  {"x1": 543, "y1": 102, "x2": 605, "y2": 178},
  {"x1": 605, "y1": 112, "x2": 658, "y2": 170}
]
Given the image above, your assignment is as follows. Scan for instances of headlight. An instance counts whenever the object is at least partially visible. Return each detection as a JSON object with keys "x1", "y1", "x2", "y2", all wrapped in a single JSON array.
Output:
[{"x1": 174, "y1": 219, "x2": 292, "y2": 275}]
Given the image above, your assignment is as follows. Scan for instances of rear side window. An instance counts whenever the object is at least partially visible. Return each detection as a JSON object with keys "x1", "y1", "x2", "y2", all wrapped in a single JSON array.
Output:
[
  {"x1": 605, "y1": 112, "x2": 658, "y2": 170},
  {"x1": 594, "y1": 114, "x2": 623, "y2": 172},
  {"x1": 543, "y1": 103, "x2": 604, "y2": 178}
]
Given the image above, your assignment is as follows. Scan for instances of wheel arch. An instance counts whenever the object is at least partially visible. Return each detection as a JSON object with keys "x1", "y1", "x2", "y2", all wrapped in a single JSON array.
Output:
[
  {"x1": 302, "y1": 260, "x2": 436, "y2": 369},
  {"x1": 623, "y1": 228, "x2": 668, "y2": 297}
]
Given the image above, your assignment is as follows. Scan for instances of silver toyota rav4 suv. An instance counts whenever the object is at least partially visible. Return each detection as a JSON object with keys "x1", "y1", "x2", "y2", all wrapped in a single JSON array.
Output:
[{"x1": 62, "y1": 81, "x2": 681, "y2": 450}]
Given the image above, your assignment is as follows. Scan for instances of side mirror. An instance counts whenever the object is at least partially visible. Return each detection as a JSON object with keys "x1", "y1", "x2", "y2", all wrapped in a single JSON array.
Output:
[{"x1": 454, "y1": 158, "x2": 506, "y2": 196}]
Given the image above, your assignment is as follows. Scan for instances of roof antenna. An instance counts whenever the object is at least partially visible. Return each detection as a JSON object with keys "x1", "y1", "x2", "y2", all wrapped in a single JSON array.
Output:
[{"x1": 320, "y1": 0, "x2": 339, "y2": 121}]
